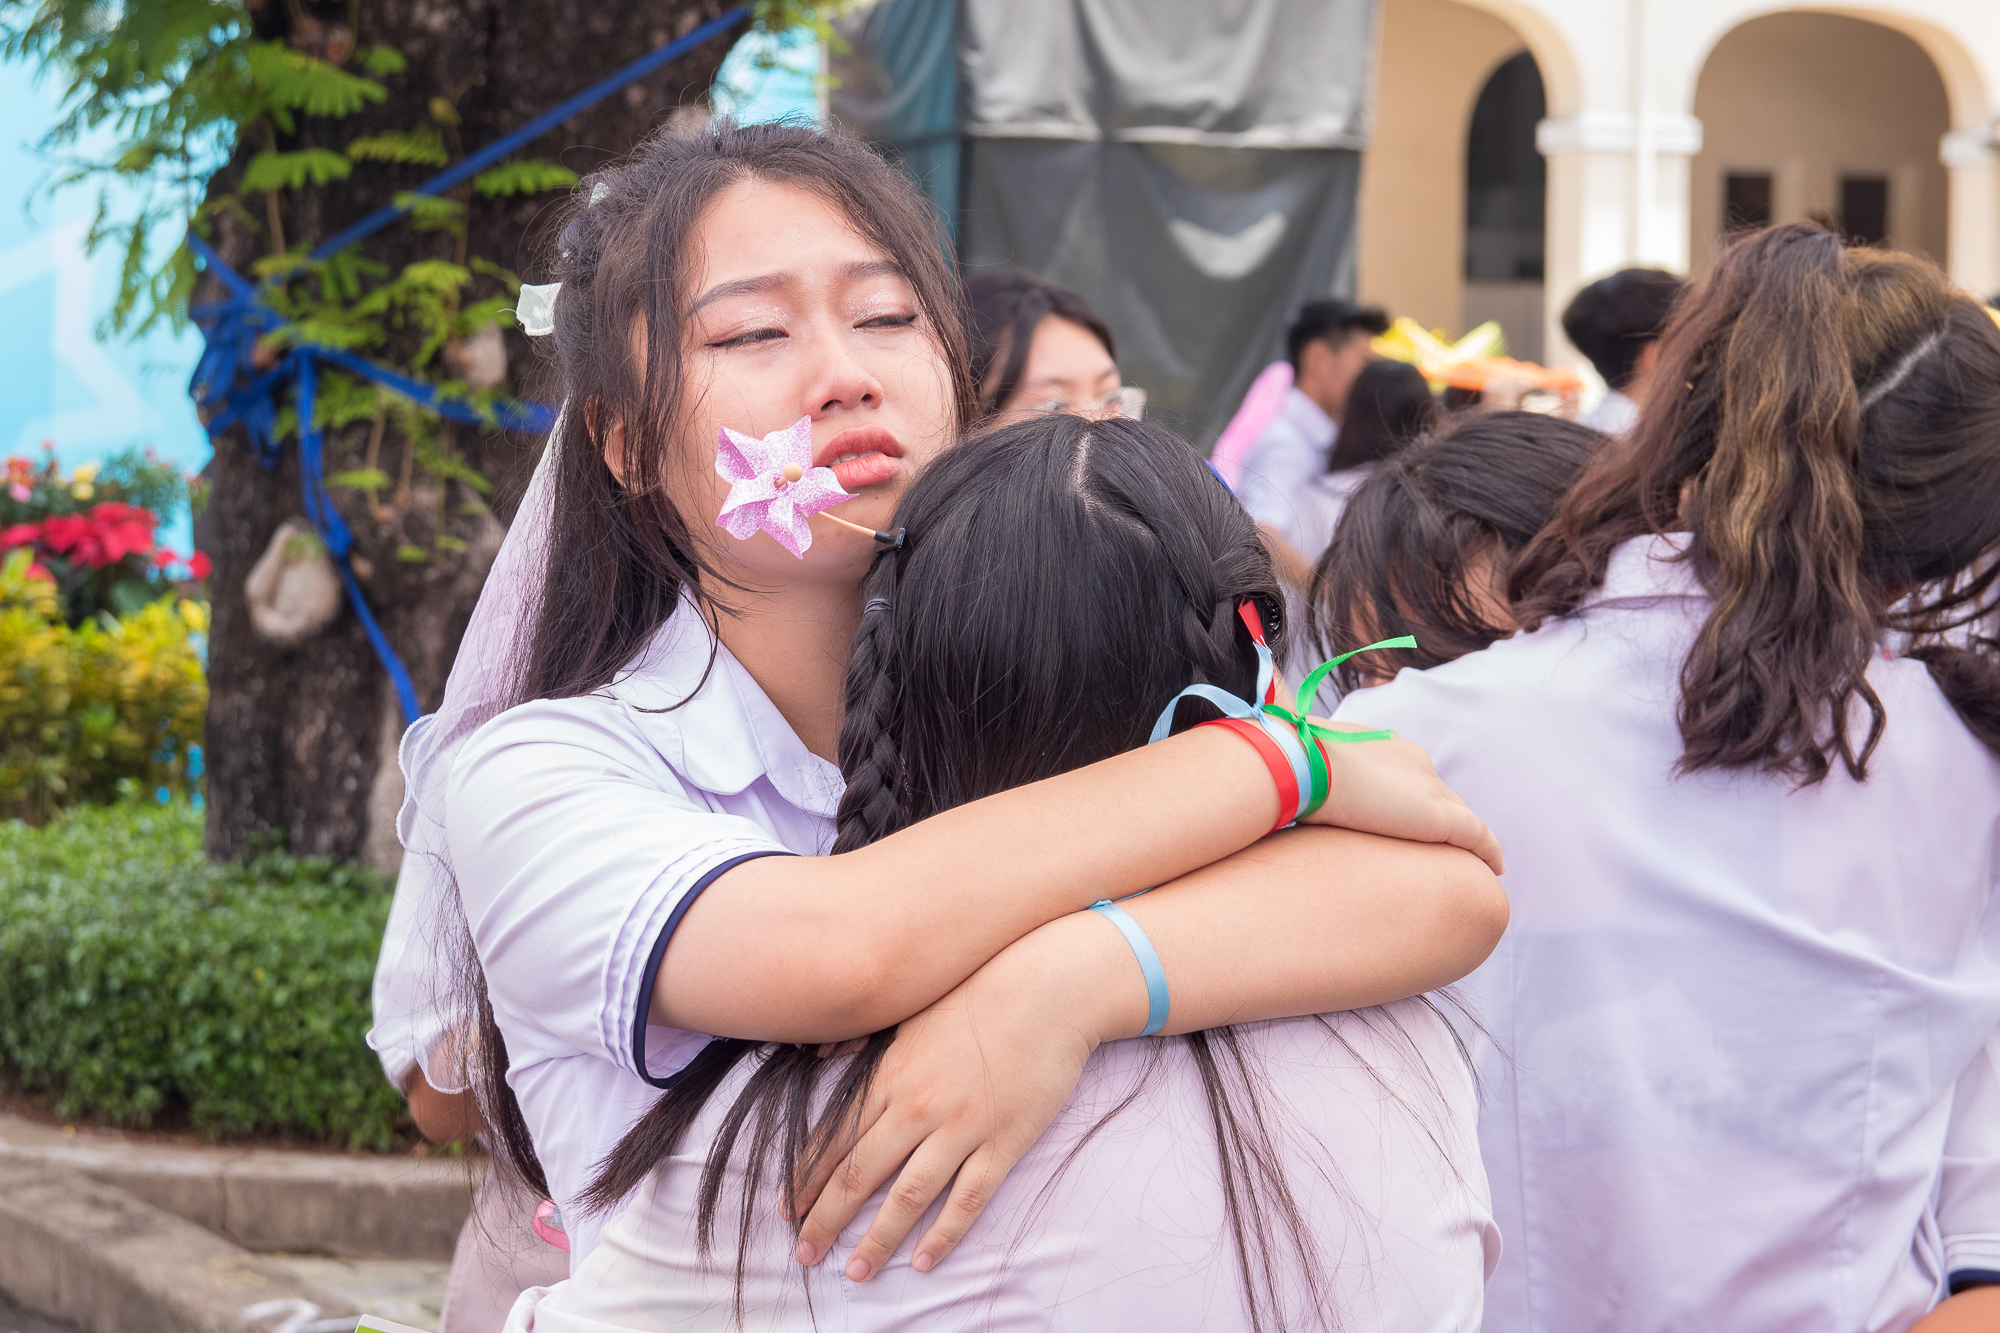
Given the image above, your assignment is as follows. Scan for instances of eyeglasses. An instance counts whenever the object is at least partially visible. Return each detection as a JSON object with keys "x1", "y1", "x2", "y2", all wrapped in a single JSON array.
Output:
[{"x1": 1019, "y1": 385, "x2": 1148, "y2": 421}]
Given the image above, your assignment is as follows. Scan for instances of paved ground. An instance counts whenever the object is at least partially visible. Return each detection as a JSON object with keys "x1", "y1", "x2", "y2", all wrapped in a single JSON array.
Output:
[
  {"x1": 0, "y1": 1287, "x2": 79, "y2": 1333},
  {"x1": 269, "y1": 1257, "x2": 450, "y2": 1332}
]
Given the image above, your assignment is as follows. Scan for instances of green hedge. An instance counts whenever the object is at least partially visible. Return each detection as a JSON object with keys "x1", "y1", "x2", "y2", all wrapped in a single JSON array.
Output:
[{"x1": 0, "y1": 802, "x2": 408, "y2": 1150}]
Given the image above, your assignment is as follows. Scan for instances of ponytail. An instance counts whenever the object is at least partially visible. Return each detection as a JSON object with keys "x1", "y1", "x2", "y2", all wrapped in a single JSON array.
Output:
[{"x1": 1514, "y1": 223, "x2": 2000, "y2": 780}]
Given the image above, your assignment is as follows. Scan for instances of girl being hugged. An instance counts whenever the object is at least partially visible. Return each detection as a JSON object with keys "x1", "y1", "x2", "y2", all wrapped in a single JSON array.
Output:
[
  {"x1": 1330, "y1": 224, "x2": 2000, "y2": 1332},
  {"x1": 417, "y1": 123, "x2": 1505, "y2": 1325}
]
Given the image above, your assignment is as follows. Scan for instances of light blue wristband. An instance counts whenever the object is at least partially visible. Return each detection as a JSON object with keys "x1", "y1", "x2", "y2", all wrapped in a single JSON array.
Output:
[{"x1": 1088, "y1": 897, "x2": 1169, "y2": 1037}]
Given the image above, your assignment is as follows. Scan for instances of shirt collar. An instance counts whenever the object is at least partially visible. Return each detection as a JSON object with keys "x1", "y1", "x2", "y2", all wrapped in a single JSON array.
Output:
[
  {"x1": 1587, "y1": 532, "x2": 1703, "y2": 606},
  {"x1": 607, "y1": 600, "x2": 843, "y2": 818}
]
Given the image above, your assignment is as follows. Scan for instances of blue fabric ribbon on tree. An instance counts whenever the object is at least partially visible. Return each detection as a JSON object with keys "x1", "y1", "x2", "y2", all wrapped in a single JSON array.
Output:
[{"x1": 186, "y1": 7, "x2": 750, "y2": 724}]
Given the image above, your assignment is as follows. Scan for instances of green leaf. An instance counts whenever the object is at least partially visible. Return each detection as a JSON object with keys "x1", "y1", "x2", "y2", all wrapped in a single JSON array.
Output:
[
  {"x1": 326, "y1": 469, "x2": 393, "y2": 492},
  {"x1": 468, "y1": 256, "x2": 522, "y2": 295},
  {"x1": 345, "y1": 127, "x2": 448, "y2": 168},
  {"x1": 244, "y1": 42, "x2": 386, "y2": 120},
  {"x1": 432, "y1": 534, "x2": 467, "y2": 553},
  {"x1": 356, "y1": 46, "x2": 408, "y2": 77},
  {"x1": 240, "y1": 149, "x2": 352, "y2": 193},
  {"x1": 472, "y1": 159, "x2": 579, "y2": 199},
  {"x1": 394, "y1": 544, "x2": 429, "y2": 564},
  {"x1": 427, "y1": 97, "x2": 461, "y2": 128},
  {"x1": 397, "y1": 260, "x2": 473, "y2": 293},
  {"x1": 391, "y1": 191, "x2": 465, "y2": 233}
]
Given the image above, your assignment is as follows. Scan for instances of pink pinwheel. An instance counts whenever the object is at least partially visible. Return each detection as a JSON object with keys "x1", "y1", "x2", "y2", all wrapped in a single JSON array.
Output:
[{"x1": 714, "y1": 415, "x2": 856, "y2": 558}]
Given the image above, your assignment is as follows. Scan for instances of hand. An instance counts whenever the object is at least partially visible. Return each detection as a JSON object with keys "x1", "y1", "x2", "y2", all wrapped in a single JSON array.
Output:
[
  {"x1": 789, "y1": 912, "x2": 1135, "y2": 1281},
  {"x1": 1304, "y1": 721, "x2": 1505, "y2": 874}
]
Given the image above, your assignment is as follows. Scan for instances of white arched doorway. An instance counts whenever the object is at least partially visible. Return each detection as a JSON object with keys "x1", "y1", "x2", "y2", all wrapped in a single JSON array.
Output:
[
  {"x1": 1690, "y1": 12, "x2": 1950, "y2": 269},
  {"x1": 1356, "y1": 0, "x2": 1561, "y2": 358}
]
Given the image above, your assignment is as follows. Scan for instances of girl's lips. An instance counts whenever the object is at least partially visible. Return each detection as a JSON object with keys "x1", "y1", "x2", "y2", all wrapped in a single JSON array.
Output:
[
  {"x1": 831, "y1": 452, "x2": 900, "y2": 490},
  {"x1": 817, "y1": 425, "x2": 904, "y2": 491}
]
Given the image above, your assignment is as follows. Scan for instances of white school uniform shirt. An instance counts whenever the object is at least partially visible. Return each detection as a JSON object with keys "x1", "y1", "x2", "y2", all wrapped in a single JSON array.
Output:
[
  {"x1": 445, "y1": 606, "x2": 842, "y2": 1264},
  {"x1": 1576, "y1": 386, "x2": 1639, "y2": 436},
  {"x1": 511, "y1": 1007, "x2": 1498, "y2": 1333},
  {"x1": 448, "y1": 604, "x2": 1500, "y2": 1328},
  {"x1": 1236, "y1": 386, "x2": 1336, "y2": 534},
  {"x1": 1334, "y1": 534, "x2": 2000, "y2": 1333}
]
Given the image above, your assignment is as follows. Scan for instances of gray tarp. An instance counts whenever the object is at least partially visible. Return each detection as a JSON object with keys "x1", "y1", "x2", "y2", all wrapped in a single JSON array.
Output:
[
  {"x1": 836, "y1": 0, "x2": 1379, "y2": 448},
  {"x1": 960, "y1": 0, "x2": 1374, "y2": 148}
]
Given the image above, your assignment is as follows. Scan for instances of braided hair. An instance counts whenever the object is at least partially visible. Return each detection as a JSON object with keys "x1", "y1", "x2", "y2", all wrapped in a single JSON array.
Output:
[{"x1": 588, "y1": 414, "x2": 1455, "y2": 1330}]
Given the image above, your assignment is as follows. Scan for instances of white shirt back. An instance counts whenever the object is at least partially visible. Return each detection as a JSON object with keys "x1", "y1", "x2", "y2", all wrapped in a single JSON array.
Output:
[{"x1": 1334, "y1": 534, "x2": 2000, "y2": 1332}]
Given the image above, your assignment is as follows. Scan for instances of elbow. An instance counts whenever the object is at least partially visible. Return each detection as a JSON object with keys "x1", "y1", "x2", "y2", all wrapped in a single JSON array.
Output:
[
  {"x1": 1450, "y1": 855, "x2": 1510, "y2": 974},
  {"x1": 809, "y1": 936, "x2": 908, "y2": 1038}
]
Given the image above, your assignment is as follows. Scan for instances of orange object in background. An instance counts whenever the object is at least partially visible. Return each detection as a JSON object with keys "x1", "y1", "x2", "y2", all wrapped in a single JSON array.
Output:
[{"x1": 1373, "y1": 316, "x2": 1583, "y2": 394}]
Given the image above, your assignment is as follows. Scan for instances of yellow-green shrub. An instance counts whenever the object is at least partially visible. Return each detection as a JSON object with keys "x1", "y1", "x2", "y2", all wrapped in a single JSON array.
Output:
[{"x1": 0, "y1": 550, "x2": 206, "y2": 822}]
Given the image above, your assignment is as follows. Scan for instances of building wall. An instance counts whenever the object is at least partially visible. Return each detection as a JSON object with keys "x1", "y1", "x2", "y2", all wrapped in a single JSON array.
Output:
[
  {"x1": 1356, "y1": 0, "x2": 2000, "y2": 377},
  {"x1": 1690, "y1": 12, "x2": 1950, "y2": 269},
  {"x1": 1356, "y1": 0, "x2": 1524, "y2": 335}
]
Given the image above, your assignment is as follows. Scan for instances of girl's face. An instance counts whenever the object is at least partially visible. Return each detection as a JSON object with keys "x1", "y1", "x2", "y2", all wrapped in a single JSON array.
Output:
[
  {"x1": 992, "y1": 315, "x2": 1122, "y2": 426},
  {"x1": 644, "y1": 177, "x2": 955, "y2": 590}
]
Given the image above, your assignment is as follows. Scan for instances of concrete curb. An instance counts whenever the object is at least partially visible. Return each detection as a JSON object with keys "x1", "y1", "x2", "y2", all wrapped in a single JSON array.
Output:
[
  {"x1": 0, "y1": 1155, "x2": 362, "y2": 1333},
  {"x1": 0, "y1": 1116, "x2": 474, "y2": 1261}
]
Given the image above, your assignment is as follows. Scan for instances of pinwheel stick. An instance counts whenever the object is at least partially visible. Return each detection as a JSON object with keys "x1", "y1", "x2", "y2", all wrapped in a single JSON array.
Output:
[{"x1": 780, "y1": 462, "x2": 905, "y2": 548}]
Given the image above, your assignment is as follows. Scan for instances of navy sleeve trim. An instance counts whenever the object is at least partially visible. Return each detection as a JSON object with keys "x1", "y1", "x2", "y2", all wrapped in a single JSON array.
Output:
[
  {"x1": 1950, "y1": 1268, "x2": 2000, "y2": 1296},
  {"x1": 630, "y1": 849, "x2": 794, "y2": 1089}
]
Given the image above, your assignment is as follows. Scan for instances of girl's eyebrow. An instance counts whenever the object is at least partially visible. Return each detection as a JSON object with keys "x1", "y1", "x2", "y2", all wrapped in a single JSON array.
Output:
[{"x1": 693, "y1": 261, "x2": 906, "y2": 312}]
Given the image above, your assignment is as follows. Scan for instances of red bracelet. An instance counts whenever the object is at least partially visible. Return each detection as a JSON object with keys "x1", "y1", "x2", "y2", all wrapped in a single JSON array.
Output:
[{"x1": 1195, "y1": 717, "x2": 1298, "y2": 834}]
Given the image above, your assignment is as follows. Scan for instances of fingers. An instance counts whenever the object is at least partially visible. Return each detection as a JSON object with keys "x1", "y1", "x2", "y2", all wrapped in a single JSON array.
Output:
[
  {"x1": 791, "y1": 1099, "x2": 920, "y2": 1266},
  {"x1": 788, "y1": 1089, "x2": 887, "y2": 1227},
  {"x1": 836, "y1": 1135, "x2": 976, "y2": 1282},
  {"x1": 1446, "y1": 807, "x2": 1506, "y2": 875},
  {"x1": 908, "y1": 1147, "x2": 1012, "y2": 1274}
]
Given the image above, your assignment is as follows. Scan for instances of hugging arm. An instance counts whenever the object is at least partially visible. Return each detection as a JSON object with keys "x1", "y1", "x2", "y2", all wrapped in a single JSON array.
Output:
[
  {"x1": 789, "y1": 825, "x2": 1506, "y2": 1279},
  {"x1": 658, "y1": 726, "x2": 1502, "y2": 1042}
]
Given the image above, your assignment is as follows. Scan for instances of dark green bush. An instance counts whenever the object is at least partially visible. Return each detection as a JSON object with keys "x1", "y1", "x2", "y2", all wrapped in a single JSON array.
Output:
[{"x1": 0, "y1": 802, "x2": 408, "y2": 1150}]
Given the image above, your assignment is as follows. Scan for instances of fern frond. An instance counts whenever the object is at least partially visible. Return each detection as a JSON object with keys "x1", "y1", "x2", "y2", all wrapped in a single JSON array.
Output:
[
  {"x1": 472, "y1": 158, "x2": 579, "y2": 198},
  {"x1": 240, "y1": 148, "x2": 352, "y2": 193},
  {"x1": 346, "y1": 128, "x2": 448, "y2": 168},
  {"x1": 244, "y1": 41, "x2": 386, "y2": 120},
  {"x1": 356, "y1": 46, "x2": 407, "y2": 77},
  {"x1": 391, "y1": 190, "x2": 465, "y2": 232}
]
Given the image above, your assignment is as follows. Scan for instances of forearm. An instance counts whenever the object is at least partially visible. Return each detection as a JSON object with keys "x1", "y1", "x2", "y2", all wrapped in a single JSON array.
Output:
[
  {"x1": 845, "y1": 826, "x2": 1509, "y2": 1054},
  {"x1": 1910, "y1": 1288, "x2": 2000, "y2": 1332},
  {"x1": 1117, "y1": 827, "x2": 1506, "y2": 1033},
  {"x1": 659, "y1": 725, "x2": 1276, "y2": 1041}
]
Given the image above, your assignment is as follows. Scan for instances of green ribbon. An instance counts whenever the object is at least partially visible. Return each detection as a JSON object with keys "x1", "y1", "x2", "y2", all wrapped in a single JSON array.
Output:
[{"x1": 1257, "y1": 635, "x2": 1417, "y2": 819}]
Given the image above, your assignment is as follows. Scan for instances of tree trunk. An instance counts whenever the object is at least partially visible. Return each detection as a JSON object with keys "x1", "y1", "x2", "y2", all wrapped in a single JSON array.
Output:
[{"x1": 200, "y1": 0, "x2": 743, "y2": 866}]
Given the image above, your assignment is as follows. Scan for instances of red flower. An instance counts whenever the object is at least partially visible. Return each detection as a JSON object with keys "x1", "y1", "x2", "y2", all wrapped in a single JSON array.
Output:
[
  {"x1": 86, "y1": 502, "x2": 158, "y2": 562},
  {"x1": 39, "y1": 504, "x2": 158, "y2": 568},
  {"x1": 23, "y1": 561, "x2": 52, "y2": 583},
  {"x1": 38, "y1": 514, "x2": 94, "y2": 562},
  {"x1": 187, "y1": 550, "x2": 213, "y2": 581},
  {"x1": 0, "y1": 520, "x2": 40, "y2": 550}
]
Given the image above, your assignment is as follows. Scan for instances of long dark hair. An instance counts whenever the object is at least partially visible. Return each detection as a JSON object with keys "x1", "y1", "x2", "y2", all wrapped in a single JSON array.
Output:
[
  {"x1": 1310, "y1": 412, "x2": 1606, "y2": 690},
  {"x1": 1327, "y1": 358, "x2": 1438, "y2": 473},
  {"x1": 1512, "y1": 222, "x2": 2000, "y2": 779},
  {"x1": 586, "y1": 415, "x2": 1441, "y2": 1330},
  {"x1": 963, "y1": 266, "x2": 1116, "y2": 415},
  {"x1": 463, "y1": 122, "x2": 975, "y2": 1204}
]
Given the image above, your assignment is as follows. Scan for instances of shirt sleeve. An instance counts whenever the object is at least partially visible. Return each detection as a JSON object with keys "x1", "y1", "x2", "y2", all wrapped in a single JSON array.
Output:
[
  {"x1": 1942, "y1": 1031, "x2": 2000, "y2": 1292},
  {"x1": 444, "y1": 699, "x2": 791, "y2": 1081},
  {"x1": 366, "y1": 844, "x2": 449, "y2": 1093},
  {"x1": 1234, "y1": 420, "x2": 1319, "y2": 532}
]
